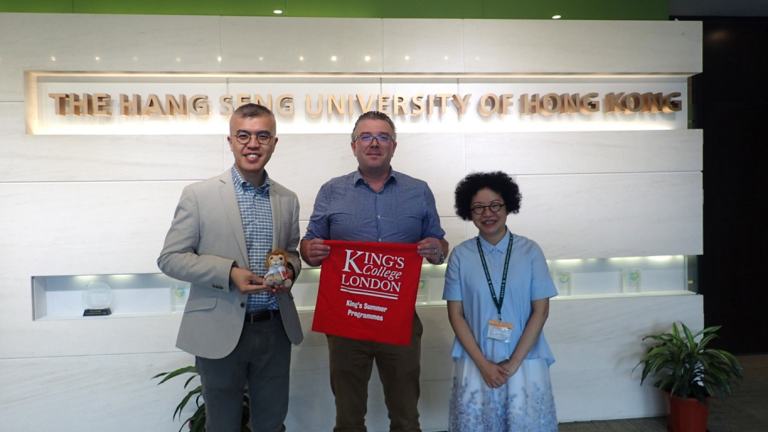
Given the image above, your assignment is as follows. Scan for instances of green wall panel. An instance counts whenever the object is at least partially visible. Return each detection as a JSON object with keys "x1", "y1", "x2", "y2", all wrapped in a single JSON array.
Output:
[
  {"x1": 73, "y1": 0, "x2": 284, "y2": 17},
  {"x1": 484, "y1": 0, "x2": 669, "y2": 20},
  {"x1": 286, "y1": 0, "x2": 483, "y2": 19},
  {"x1": 278, "y1": 0, "x2": 385, "y2": 18},
  {"x1": 0, "y1": 0, "x2": 669, "y2": 20},
  {"x1": 0, "y1": 0, "x2": 72, "y2": 13}
]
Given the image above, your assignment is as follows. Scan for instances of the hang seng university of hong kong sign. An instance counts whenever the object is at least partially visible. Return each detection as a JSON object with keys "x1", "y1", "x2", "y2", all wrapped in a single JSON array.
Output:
[
  {"x1": 312, "y1": 241, "x2": 422, "y2": 346},
  {"x1": 25, "y1": 72, "x2": 689, "y2": 134}
]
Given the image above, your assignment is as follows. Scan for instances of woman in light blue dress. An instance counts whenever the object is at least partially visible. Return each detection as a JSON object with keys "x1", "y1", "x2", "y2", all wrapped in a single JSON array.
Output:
[{"x1": 443, "y1": 171, "x2": 558, "y2": 432}]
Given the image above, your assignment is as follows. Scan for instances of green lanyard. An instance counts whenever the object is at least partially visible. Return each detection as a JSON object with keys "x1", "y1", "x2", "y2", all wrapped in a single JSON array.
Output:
[{"x1": 476, "y1": 231, "x2": 514, "y2": 320}]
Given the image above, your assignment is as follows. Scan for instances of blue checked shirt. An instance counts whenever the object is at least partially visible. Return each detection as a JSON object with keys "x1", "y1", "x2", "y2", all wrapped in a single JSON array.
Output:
[
  {"x1": 303, "y1": 169, "x2": 445, "y2": 243},
  {"x1": 231, "y1": 166, "x2": 278, "y2": 312}
]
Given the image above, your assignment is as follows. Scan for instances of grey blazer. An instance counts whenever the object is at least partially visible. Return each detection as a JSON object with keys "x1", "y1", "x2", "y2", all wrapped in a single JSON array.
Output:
[{"x1": 158, "y1": 171, "x2": 303, "y2": 359}]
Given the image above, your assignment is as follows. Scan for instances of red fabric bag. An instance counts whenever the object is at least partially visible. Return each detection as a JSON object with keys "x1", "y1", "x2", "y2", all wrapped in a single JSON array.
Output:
[{"x1": 312, "y1": 240, "x2": 422, "y2": 346}]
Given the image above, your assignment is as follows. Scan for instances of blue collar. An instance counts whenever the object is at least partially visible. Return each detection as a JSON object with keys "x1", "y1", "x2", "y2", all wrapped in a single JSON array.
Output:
[
  {"x1": 352, "y1": 168, "x2": 397, "y2": 187},
  {"x1": 478, "y1": 227, "x2": 511, "y2": 254},
  {"x1": 231, "y1": 166, "x2": 271, "y2": 194}
]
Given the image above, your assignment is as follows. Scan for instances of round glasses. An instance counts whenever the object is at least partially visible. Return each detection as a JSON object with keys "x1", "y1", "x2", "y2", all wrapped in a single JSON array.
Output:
[
  {"x1": 354, "y1": 134, "x2": 393, "y2": 144},
  {"x1": 471, "y1": 203, "x2": 505, "y2": 215},
  {"x1": 233, "y1": 131, "x2": 273, "y2": 145}
]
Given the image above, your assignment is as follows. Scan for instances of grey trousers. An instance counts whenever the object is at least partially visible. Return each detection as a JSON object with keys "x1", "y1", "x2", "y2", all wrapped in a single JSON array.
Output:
[{"x1": 196, "y1": 314, "x2": 291, "y2": 432}]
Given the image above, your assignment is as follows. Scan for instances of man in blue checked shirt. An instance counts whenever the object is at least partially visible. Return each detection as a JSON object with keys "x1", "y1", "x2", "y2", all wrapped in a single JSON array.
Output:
[
  {"x1": 301, "y1": 111, "x2": 448, "y2": 432},
  {"x1": 158, "y1": 103, "x2": 303, "y2": 432}
]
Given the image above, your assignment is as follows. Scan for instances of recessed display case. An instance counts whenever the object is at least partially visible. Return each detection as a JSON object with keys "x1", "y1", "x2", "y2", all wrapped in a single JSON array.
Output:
[
  {"x1": 32, "y1": 273, "x2": 190, "y2": 320},
  {"x1": 546, "y1": 255, "x2": 695, "y2": 299},
  {"x1": 31, "y1": 255, "x2": 696, "y2": 321}
]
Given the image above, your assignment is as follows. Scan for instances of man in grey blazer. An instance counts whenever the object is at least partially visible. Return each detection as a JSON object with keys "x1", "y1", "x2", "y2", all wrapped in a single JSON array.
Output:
[{"x1": 158, "y1": 103, "x2": 302, "y2": 432}]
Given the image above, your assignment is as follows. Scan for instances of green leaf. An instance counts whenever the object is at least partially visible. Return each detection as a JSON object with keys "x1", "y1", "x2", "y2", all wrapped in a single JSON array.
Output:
[
  {"x1": 174, "y1": 386, "x2": 202, "y2": 421},
  {"x1": 184, "y1": 374, "x2": 199, "y2": 389},
  {"x1": 682, "y1": 323, "x2": 697, "y2": 351},
  {"x1": 694, "y1": 325, "x2": 722, "y2": 339},
  {"x1": 153, "y1": 366, "x2": 198, "y2": 385}
]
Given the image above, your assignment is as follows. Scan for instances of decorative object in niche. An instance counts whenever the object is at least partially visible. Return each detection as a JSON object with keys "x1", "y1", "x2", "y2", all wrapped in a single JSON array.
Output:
[
  {"x1": 171, "y1": 283, "x2": 190, "y2": 312},
  {"x1": 622, "y1": 268, "x2": 642, "y2": 293},
  {"x1": 82, "y1": 281, "x2": 113, "y2": 316},
  {"x1": 551, "y1": 271, "x2": 572, "y2": 296}
]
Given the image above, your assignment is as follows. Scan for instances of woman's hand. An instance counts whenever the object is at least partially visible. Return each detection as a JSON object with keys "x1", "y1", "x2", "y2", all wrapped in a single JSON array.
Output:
[
  {"x1": 477, "y1": 358, "x2": 511, "y2": 389},
  {"x1": 497, "y1": 358, "x2": 522, "y2": 377}
]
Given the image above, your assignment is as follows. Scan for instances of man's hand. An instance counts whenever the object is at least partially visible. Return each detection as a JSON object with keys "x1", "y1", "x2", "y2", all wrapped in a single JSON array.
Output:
[
  {"x1": 301, "y1": 238, "x2": 330, "y2": 267},
  {"x1": 230, "y1": 267, "x2": 271, "y2": 294},
  {"x1": 417, "y1": 237, "x2": 446, "y2": 264}
]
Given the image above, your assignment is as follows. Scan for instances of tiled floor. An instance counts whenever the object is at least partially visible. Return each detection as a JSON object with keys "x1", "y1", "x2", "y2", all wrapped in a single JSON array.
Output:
[{"x1": 558, "y1": 354, "x2": 768, "y2": 432}]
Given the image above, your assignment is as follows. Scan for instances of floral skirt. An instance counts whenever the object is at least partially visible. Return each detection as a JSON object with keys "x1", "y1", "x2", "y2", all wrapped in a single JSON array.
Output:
[{"x1": 448, "y1": 357, "x2": 558, "y2": 432}]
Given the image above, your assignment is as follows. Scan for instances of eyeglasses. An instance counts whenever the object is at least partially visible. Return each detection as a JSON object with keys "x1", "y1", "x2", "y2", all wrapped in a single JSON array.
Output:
[
  {"x1": 233, "y1": 131, "x2": 274, "y2": 145},
  {"x1": 354, "y1": 134, "x2": 393, "y2": 144},
  {"x1": 471, "y1": 203, "x2": 505, "y2": 215}
]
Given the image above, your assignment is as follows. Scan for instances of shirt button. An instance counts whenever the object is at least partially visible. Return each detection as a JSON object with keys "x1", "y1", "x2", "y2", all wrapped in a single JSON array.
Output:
[
  {"x1": 378, "y1": 238, "x2": 382, "y2": 242},
  {"x1": 240, "y1": 303, "x2": 245, "y2": 308},
  {"x1": 377, "y1": 215, "x2": 381, "y2": 219}
]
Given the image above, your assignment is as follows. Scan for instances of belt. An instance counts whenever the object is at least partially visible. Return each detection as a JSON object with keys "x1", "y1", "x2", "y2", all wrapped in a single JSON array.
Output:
[{"x1": 244, "y1": 309, "x2": 280, "y2": 324}]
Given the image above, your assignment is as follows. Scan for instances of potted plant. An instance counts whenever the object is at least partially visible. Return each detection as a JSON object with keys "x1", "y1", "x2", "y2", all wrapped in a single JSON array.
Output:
[
  {"x1": 635, "y1": 322, "x2": 743, "y2": 432},
  {"x1": 153, "y1": 366, "x2": 250, "y2": 432}
]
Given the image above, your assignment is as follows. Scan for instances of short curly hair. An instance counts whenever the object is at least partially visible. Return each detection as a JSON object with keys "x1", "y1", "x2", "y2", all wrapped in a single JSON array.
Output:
[{"x1": 454, "y1": 171, "x2": 522, "y2": 221}]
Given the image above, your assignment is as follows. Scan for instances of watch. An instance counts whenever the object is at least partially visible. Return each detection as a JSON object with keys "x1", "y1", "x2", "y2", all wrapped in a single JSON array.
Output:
[{"x1": 437, "y1": 251, "x2": 445, "y2": 265}]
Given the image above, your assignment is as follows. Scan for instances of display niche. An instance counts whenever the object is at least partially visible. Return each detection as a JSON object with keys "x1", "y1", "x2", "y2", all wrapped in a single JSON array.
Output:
[
  {"x1": 32, "y1": 255, "x2": 696, "y2": 320},
  {"x1": 32, "y1": 273, "x2": 190, "y2": 320}
]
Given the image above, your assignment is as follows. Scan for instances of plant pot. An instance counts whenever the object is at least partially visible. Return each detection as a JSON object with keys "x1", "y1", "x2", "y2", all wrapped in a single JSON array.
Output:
[{"x1": 667, "y1": 393, "x2": 709, "y2": 432}]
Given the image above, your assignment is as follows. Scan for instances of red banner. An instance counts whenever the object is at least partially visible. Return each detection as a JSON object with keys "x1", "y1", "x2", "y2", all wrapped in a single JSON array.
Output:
[{"x1": 312, "y1": 241, "x2": 422, "y2": 346}]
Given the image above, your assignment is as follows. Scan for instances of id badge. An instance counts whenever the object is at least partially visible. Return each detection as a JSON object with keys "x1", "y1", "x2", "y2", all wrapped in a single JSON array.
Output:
[{"x1": 486, "y1": 319, "x2": 514, "y2": 343}]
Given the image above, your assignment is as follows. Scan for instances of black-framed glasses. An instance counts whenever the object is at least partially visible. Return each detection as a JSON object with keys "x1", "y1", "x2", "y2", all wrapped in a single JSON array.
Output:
[
  {"x1": 354, "y1": 134, "x2": 393, "y2": 144},
  {"x1": 471, "y1": 202, "x2": 505, "y2": 215},
  {"x1": 233, "y1": 131, "x2": 273, "y2": 145}
]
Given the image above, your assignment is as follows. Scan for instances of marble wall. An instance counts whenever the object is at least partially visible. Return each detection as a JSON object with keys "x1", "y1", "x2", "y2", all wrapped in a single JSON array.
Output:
[{"x1": 0, "y1": 13, "x2": 703, "y2": 431}]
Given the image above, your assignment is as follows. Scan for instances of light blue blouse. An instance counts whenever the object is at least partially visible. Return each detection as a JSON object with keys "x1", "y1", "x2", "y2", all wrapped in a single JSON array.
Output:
[{"x1": 442, "y1": 231, "x2": 557, "y2": 365}]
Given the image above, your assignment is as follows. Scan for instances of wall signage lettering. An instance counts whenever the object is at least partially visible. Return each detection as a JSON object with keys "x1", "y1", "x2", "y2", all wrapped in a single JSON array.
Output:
[{"x1": 47, "y1": 91, "x2": 683, "y2": 118}]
